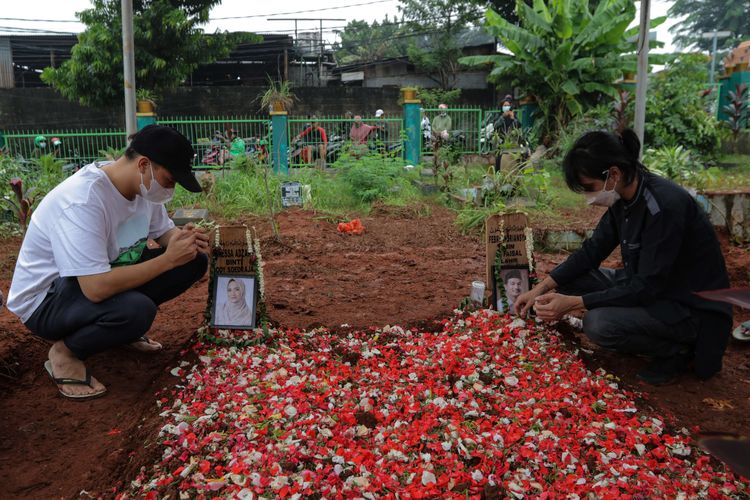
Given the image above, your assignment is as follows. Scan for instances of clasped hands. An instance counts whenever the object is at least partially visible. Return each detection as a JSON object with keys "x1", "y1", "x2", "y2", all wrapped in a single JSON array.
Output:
[{"x1": 514, "y1": 289, "x2": 584, "y2": 322}]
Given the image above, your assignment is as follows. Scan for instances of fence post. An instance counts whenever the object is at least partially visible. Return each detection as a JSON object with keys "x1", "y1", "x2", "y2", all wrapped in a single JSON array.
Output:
[
  {"x1": 270, "y1": 111, "x2": 289, "y2": 174},
  {"x1": 401, "y1": 88, "x2": 421, "y2": 165},
  {"x1": 137, "y1": 110, "x2": 157, "y2": 131}
]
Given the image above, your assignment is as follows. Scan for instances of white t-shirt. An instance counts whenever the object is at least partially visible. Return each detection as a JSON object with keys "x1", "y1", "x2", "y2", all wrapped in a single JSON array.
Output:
[{"x1": 7, "y1": 162, "x2": 175, "y2": 323}]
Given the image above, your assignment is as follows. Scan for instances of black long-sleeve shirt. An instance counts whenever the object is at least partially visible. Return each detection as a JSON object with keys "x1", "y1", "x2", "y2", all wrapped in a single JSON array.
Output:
[{"x1": 551, "y1": 171, "x2": 732, "y2": 377}]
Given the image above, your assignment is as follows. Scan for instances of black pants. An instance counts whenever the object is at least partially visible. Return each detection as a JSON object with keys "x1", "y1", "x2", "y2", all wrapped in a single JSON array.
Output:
[
  {"x1": 25, "y1": 248, "x2": 208, "y2": 360},
  {"x1": 559, "y1": 268, "x2": 698, "y2": 359}
]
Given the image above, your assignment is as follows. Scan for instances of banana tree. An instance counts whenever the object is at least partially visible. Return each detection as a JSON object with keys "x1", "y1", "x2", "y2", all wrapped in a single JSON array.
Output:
[{"x1": 461, "y1": 0, "x2": 664, "y2": 143}]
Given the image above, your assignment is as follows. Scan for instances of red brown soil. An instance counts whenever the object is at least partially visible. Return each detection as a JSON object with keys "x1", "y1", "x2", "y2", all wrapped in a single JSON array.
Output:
[{"x1": 0, "y1": 205, "x2": 748, "y2": 498}]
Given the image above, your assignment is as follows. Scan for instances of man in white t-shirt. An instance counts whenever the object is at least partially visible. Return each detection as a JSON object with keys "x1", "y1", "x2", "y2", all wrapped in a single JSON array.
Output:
[{"x1": 7, "y1": 125, "x2": 209, "y2": 400}]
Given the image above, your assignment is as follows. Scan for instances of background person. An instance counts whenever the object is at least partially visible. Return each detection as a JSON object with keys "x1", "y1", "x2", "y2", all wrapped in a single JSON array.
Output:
[
  {"x1": 294, "y1": 116, "x2": 328, "y2": 166},
  {"x1": 514, "y1": 129, "x2": 732, "y2": 386},
  {"x1": 6, "y1": 125, "x2": 209, "y2": 400},
  {"x1": 431, "y1": 104, "x2": 452, "y2": 141},
  {"x1": 493, "y1": 96, "x2": 522, "y2": 173}
]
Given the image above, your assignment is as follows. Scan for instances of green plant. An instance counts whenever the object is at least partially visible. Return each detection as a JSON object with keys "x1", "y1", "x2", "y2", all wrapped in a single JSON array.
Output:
[
  {"x1": 644, "y1": 145, "x2": 719, "y2": 190},
  {"x1": 416, "y1": 88, "x2": 462, "y2": 108},
  {"x1": 229, "y1": 154, "x2": 257, "y2": 175},
  {"x1": 33, "y1": 154, "x2": 66, "y2": 194},
  {"x1": 481, "y1": 155, "x2": 551, "y2": 206},
  {"x1": 455, "y1": 202, "x2": 506, "y2": 234},
  {"x1": 339, "y1": 156, "x2": 417, "y2": 204},
  {"x1": 259, "y1": 78, "x2": 296, "y2": 112},
  {"x1": 3, "y1": 178, "x2": 39, "y2": 232},
  {"x1": 136, "y1": 89, "x2": 157, "y2": 104},
  {"x1": 644, "y1": 54, "x2": 721, "y2": 159},
  {"x1": 98, "y1": 146, "x2": 125, "y2": 161},
  {"x1": 723, "y1": 83, "x2": 749, "y2": 152},
  {"x1": 461, "y1": 0, "x2": 665, "y2": 143},
  {"x1": 613, "y1": 89, "x2": 633, "y2": 134}
]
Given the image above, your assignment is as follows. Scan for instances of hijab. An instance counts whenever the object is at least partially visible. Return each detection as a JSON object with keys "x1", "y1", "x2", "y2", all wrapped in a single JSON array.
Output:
[{"x1": 221, "y1": 279, "x2": 254, "y2": 325}]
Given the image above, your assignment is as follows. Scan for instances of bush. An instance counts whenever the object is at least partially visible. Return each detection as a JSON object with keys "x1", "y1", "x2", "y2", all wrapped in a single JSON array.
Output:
[
  {"x1": 643, "y1": 145, "x2": 719, "y2": 190},
  {"x1": 644, "y1": 54, "x2": 721, "y2": 158},
  {"x1": 337, "y1": 155, "x2": 419, "y2": 205}
]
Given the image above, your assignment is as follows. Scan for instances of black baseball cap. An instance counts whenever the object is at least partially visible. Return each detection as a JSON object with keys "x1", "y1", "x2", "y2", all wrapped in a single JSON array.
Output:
[{"x1": 129, "y1": 125, "x2": 201, "y2": 193}]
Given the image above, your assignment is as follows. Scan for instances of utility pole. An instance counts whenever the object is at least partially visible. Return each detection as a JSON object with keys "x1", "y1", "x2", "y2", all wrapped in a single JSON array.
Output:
[
  {"x1": 633, "y1": 0, "x2": 650, "y2": 154},
  {"x1": 121, "y1": 0, "x2": 137, "y2": 138},
  {"x1": 701, "y1": 31, "x2": 732, "y2": 85},
  {"x1": 268, "y1": 18, "x2": 344, "y2": 87}
]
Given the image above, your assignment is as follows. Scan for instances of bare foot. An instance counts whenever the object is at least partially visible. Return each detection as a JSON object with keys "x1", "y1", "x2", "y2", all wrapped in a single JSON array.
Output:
[{"x1": 47, "y1": 341, "x2": 106, "y2": 398}]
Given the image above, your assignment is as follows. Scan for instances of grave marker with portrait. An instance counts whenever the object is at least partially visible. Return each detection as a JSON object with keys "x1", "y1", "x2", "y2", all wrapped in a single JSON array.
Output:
[
  {"x1": 485, "y1": 212, "x2": 535, "y2": 313},
  {"x1": 208, "y1": 225, "x2": 264, "y2": 329}
]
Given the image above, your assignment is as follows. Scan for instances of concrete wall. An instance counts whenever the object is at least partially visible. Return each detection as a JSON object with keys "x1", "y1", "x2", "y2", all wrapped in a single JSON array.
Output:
[{"x1": 0, "y1": 86, "x2": 497, "y2": 130}]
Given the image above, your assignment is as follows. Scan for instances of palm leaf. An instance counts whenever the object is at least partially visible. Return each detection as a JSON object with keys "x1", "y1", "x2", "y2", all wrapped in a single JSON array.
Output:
[{"x1": 485, "y1": 9, "x2": 545, "y2": 52}]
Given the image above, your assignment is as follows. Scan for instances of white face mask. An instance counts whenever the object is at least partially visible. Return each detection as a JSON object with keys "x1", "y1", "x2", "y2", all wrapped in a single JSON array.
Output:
[
  {"x1": 585, "y1": 170, "x2": 621, "y2": 208},
  {"x1": 139, "y1": 163, "x2": 174, "y2": 204},
  {"x1": 502, "y1": 105, "x2": 511, "y2": 112}
]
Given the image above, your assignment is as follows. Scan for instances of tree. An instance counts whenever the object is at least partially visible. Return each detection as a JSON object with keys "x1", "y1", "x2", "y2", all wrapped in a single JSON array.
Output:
[
  {"x1": 460, "y1": 0, "x2": 661, "y2": 142},
  {"x1": 42, "y1": 0, "x2": 255, "y2": 108},
  {"x1": 334, "y1": 16, "x2": 409, "y2": 64},
  {"x1": 644, "y1": 54, "x2": 721, "y2": 158},
  {"x1": 399, "y1": 0, "x2": 484, "y2": 89},
  {"x1": 669, "y1": 0, "x2": 750, "y2": 53}
]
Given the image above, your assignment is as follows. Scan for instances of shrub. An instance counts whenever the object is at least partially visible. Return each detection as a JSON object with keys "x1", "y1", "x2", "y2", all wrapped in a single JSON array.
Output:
[{"x1": 644, "y1": 54, "x2": 721, "y2": 159}]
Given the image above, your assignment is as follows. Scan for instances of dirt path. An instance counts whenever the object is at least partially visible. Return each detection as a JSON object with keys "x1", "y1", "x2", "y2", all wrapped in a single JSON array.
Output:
[{"x1": 0, "y1": 206, "x2": 748, "y2": 498}]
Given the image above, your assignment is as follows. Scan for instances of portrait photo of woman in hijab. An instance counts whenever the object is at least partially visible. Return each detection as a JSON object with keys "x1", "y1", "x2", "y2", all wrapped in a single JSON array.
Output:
[{"x1": 212, "y1": 275, "x2": 257, "y2": 328}]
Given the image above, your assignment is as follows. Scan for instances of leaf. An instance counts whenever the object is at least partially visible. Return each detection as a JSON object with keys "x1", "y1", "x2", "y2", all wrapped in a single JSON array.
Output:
[
  {"x1": 551, "y1": 0, "x2": 573, "y2": 39},
  {"x1": 561, "y1": 80, "x2": 580, "y2": 95},
  {"x1": 486, "y1": 9, "x2": 544, "y2": 52}
]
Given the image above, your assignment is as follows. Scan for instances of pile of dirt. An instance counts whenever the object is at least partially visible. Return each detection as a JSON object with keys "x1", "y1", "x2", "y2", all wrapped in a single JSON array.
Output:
[{"x1": 0, "y1": 207, "x2": 748, "y2": 497}]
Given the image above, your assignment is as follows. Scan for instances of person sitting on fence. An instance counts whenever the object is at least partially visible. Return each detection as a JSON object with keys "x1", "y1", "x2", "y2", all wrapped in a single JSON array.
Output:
[
  {"x1": 6, "y1": 125, "x2": 209, "y2": 401},
  {"x1": 294, "y1": 117, "x2": 328, "y2": 167},
  {"x1": 514, "y1": 129, "x2": 733, "y2": 386}
]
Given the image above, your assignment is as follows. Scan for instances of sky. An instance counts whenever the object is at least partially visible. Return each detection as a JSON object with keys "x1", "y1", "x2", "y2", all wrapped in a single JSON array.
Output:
[{"x1": 0, "y1": 0, "x2": 684, "y2": 53}]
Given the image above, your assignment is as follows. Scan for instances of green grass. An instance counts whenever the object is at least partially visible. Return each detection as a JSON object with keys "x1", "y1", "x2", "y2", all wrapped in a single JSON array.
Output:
[
  {"x1": 702, "y1": 154, "x2": 750, "y2": 190},
  {"x1": 169, "y1": 154, "x2": 427, "y2": 221}
]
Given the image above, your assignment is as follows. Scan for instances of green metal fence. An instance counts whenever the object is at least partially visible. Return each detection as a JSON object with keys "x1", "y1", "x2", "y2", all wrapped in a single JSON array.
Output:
[
  {"x1": 287, "y1": 115, "x2": 403, "y2": 168},
  {"x1": 1, "y1": 128, "x2": 126, "y2": 166},
  {"x1": 159, "y1": 115, "x2": 272, "y2": 168},
  {"x1": 420, "y1": 107, "x2": 483, "y2": 157}
]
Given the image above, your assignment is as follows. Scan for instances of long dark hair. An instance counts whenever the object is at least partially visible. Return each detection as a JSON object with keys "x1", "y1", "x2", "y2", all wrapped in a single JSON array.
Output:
[{"x1": 562, "y1": 129, "x2": 647, "y2": 192}]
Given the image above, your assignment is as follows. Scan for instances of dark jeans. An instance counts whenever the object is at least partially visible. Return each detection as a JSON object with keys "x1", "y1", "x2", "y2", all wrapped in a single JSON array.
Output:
[
  {"x1": 559, "y1": 268, "x2": 698, "y2": 359},
  {"x1": 25, "y1": 248, "x2": 208, "y2": 360}
]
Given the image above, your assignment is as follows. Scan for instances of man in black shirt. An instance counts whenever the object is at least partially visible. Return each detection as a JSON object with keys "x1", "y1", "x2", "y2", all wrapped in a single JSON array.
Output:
[{"x1": 515, "y1": 129, "x2": 732, "y2": 385}]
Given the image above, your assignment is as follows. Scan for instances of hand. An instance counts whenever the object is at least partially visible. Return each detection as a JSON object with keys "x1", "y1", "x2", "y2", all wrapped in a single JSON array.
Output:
[
  {"x1": 164, "y1": 231, "x2": 198, "y2": 268},
  {"x1": 181, "y1": 223, "x2": 210, "y2": 255},
  {"x1": 533, "y1": 293, "x2": 583, "y2": 322},
  {"x1": 514, "y1": 287, "x2": 545, "y2": 317}
]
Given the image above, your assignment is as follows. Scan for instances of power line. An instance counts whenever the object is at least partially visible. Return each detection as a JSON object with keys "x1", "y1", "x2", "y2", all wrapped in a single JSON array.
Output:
[
  {"x1": 212, "y1": 0, "x2": 398, "y2": 20},
  {"x1": 0, "y1": 17, "x2": 81, "y2": 23},
  {"x1": 0, "y1": 0, "x2": 399, "y2": 24}
]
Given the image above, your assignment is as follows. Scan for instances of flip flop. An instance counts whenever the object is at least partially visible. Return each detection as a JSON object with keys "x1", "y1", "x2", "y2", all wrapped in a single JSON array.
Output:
[
  {"x1": 43, "y1": 360, "x2": 107, "y2": 401},
  {"x1": 732, "y1": 321, "x2": 750, "y2": 342},
  {"x1": 124, "y1": 335, "x2": 163, "y2": 353}
]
